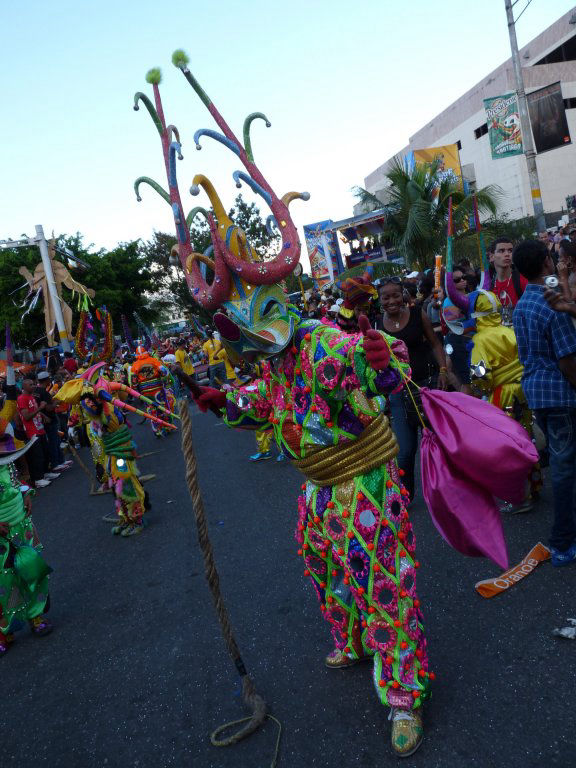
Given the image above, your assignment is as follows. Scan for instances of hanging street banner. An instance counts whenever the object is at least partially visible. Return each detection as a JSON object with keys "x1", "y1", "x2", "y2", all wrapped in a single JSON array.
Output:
[
  {"x1": 484, "y1": 93, "x2": 523, "y2": 159},
  {"x1": 303, "y1": 220, "x2": 344, "y2": 289},
  {"x1": 527, "y1": 81, "x2": 571, "y2": 154},
  {"x1": 411, "y1": 143, "x2": 464, "y2": 190}
]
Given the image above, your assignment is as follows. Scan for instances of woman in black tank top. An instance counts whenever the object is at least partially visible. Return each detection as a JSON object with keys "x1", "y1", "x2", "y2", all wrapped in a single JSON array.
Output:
[{"x1": 376, "y1": 279, "x2": 448, "y2": 501}]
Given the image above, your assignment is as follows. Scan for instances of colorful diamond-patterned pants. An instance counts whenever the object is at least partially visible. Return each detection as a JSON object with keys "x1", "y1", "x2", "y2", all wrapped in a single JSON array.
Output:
[{"x1": 296, "y1": 460, "x2": 431, "y2": 708}]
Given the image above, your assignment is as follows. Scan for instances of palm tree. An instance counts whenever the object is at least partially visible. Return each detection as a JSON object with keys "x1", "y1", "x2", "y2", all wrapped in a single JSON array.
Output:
[{"x1": 353, "y1": 156, "x2": 503, "y2": 270}]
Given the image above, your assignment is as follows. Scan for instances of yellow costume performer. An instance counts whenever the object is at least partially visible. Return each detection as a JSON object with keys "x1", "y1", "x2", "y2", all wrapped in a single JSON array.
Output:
[{"x1": 469, "y1": 292, "x2": 541, "y2": 503}]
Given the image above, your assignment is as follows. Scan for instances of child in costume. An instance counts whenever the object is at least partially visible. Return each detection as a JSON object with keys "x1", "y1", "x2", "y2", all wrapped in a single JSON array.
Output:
[
  {"x1": 134, "y1": 57, "x2": 429, "y2": 756},
  {"x1": 250, "y1": 423, "x2": 285, "y2": 462},
  {"x1": 245, "y1": 363, "x2": 284, "y2": 462},
  {"x1": 0, "y1": 336, "x2": 52, "y2": 654}
]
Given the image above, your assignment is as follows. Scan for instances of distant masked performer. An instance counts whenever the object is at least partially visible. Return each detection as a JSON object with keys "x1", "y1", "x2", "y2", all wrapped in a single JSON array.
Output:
[
  {"x1": 130, "y1": 347, "x2": 176, "y2": 438},
  {"x1": 55, "y1": 364, "x2": 175, "y2": 536},
  {"x1": 335, "y1": 269, "x2": 378, "y2": 332}
]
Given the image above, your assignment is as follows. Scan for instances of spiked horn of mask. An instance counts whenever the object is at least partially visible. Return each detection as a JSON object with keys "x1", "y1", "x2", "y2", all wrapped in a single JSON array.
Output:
[{"x1": 133, "y1": 52, "x2": 310, "y2": 361}]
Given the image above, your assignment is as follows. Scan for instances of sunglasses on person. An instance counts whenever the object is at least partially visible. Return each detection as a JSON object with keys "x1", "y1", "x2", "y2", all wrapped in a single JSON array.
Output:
[
  {"x1": 453, "y1": 275, "x2": 466, "y2": 283},
  {"x1": 379, "y1": 276, "x2": 403, "y2": 286}
]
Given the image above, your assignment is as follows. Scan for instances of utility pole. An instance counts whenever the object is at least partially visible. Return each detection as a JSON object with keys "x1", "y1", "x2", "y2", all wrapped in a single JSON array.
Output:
[
  {"x1": 35, "y1": 224, "x2": 71, "y2": 352},
  {"x1": 504, "y1": 0, "x2": 546, "y2": 232}
]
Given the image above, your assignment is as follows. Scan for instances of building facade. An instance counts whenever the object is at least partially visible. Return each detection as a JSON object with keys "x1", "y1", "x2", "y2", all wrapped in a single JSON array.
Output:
[{"x1": 360, "y1": 9, "x2": 576, "y2": 227}]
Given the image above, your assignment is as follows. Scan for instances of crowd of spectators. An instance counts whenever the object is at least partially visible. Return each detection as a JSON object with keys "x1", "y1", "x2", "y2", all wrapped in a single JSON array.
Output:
[{"x1": 3, "y1": 229, "x2": 576, "y2": 564}]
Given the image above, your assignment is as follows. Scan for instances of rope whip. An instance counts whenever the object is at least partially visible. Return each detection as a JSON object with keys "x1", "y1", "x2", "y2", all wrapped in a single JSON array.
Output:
[{"x1": 177, "y1": 399, "x2": 281, "y2": 764}]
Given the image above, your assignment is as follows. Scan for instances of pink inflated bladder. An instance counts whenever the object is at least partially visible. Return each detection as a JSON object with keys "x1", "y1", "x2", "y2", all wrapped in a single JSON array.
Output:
[{"x1": 418, "y1": 389, "x2": 539, "y2": 570}]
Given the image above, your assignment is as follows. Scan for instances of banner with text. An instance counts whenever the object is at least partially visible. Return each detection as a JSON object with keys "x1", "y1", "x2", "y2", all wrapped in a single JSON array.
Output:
[
  {"x1": 303, "y1": 220, "x2": 344, "y2": 289},
  {"x1": 484, "y1": 93, "x2": 523, "y2": 159}
]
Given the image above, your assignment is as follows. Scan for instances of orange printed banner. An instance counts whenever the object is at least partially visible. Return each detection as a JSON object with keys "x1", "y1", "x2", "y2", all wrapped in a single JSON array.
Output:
[{"x1": 474, "y1": 542, "x2": 550, "y2": 598}]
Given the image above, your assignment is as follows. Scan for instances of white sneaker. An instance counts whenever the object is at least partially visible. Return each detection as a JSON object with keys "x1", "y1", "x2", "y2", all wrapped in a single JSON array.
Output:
[
  {"x1": 35, "y1": 479, "x2": 51, "y2": 488},
  {"x1": 60, "y1": 442, "x2": 68, "y2": 449},
  {"x1": 54, "y1": 464, "x2": 71, "y2": 471},
  {"x1": 44, "y1": 473, "x2": 61, "y2": 480}
]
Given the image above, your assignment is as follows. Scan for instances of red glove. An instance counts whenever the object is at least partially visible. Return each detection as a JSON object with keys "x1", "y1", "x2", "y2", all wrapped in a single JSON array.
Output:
[
  {"x1": 195, "y1": 386, "x2": 227, "y2": 414},
  {"x1": 358, "y1": 314, "x2": 390, "y2": 371}
]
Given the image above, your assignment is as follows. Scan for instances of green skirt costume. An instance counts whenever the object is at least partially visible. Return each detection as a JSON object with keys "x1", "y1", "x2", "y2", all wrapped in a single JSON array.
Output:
[{"x1": 0, "y1": 464, "x2": 51, "y2": 635}]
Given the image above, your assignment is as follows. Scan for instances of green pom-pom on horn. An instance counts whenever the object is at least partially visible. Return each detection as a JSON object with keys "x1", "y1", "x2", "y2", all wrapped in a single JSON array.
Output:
[
  {"x1": 145, "y1": 68, "x2": 162, "y2": 85},
  {"x1": 172, "y1": 49, "x2": 190, "y2": 70}
]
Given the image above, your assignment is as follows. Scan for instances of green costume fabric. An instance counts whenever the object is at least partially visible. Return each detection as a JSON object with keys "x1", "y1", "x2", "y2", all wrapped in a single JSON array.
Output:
[{"x1": 0, "y1": 465, "x2": 51, "y2": 634}]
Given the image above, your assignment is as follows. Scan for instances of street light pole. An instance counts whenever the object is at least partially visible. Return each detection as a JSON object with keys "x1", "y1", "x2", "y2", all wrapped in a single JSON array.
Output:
[
  {"x1": 504, "y1": 0, "x2": 546, "y2": 232},
  {"x1": 35, "y1": 224, "x2": 71, "y2": 352}
]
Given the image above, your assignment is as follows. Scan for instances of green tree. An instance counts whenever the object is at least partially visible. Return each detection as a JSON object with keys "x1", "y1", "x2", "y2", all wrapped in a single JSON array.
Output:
[
  {"x1": 353, "y1": 156, "x2": 502, "y2": 270},
  {"x1": 79, "y1": 239, "x2": 170, "y2": 329},
  {"x1": 0, "y1": 244, "x2": 48, "y2": 348},
  {"x1": 443, "y1": 213, "x2": 538, "y2": 264},
  {"x1": 228, "y1": 194, "x2": 280, "y2": 257},
  {"x1": 141, "y1": 193, "x2": 281, "y2": 319},
  {"x1": 0, "y1": 233, "x2": 169, "y2": 351}
]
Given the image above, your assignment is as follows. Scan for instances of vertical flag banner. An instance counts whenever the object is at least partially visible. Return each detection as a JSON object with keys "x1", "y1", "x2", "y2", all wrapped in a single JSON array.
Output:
[
  {"x1": 413, "y1": 144, "x2": 464, "y2": 190},
  {"x1": 527, "y1": 82, "x2": 571, "y2": 154},
  {"x1": 484, "y1": 93, "x2": 523, "y2": 159},
  {"x1": 303, "y1": 220, "x2": 344, "y2": 288}
]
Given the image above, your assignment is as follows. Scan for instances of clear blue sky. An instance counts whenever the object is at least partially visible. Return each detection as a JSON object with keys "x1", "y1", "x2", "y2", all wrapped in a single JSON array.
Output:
[{"x1": 1, "y1": 0, "x2": 574, "y2": 254}]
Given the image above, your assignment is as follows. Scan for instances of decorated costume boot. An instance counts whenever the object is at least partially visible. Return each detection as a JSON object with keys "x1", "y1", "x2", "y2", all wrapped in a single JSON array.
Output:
[
  {"x1": 0, "y1": 630, "x2": 14, "y2": 655},
  {"x1": 121, "y1": 521, "x2": 145, "y2": 537},
  {"x1": 325, "y1": 648, "x2": 370, "y2": 669},
  {"x1": 111, "y1": 520, "x2": 129, "y2": 535},
  {"x1": 388, "y1": 690, "x2": 424, "y2": 758},
  {"x1": 29, "y1": 616, "x2": 53, "y2": 637}
]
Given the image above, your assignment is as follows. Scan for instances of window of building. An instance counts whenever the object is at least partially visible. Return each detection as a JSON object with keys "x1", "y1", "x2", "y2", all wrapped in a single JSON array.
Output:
[
  {"x1": 456, "y1": 140, "x2": 462, "y2": 150},
  {"x1": 474, "y1": 123, "x2": 488, "y2": 139},
  {"x1": 564, "y1": 97, "x2": 576, "y2": 110},
  {"x1": 533, "y1": 34, "x2": 576, "y2": 65}
]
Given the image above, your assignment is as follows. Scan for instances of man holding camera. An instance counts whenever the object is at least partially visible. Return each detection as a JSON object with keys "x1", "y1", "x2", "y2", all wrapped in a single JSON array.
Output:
[{"x1": 513, "y1": 239, "x2": 576, "y2": 566}]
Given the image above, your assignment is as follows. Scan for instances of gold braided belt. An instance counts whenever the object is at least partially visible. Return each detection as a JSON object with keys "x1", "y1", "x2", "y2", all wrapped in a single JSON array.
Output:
[{"x1": 293, "y1": 413, "x2": 398, "y2": 486}]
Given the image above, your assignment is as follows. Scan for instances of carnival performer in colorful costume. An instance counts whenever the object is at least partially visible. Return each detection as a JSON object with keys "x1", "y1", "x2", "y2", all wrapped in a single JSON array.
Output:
[
  {"x1": 55, "y1": 364, "x2": 175, "y2": 536},
  {"x1": 72, "y1": 310, "x2": 117, "y2": 487},
  {"x1": 0, "y1": 329, "x2": 52, "y2": 654},
  {"x1": 133, "y1": 54, "x2": 429, "y2": 755},
  {"x1": 130, "y1": 346, "x2": 175, "y2": 438}
]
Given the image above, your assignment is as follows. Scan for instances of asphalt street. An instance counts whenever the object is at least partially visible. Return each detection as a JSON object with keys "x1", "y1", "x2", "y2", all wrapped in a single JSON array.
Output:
[{"x1": 3, "y1": 404, "x2": 576, "y2": 768}]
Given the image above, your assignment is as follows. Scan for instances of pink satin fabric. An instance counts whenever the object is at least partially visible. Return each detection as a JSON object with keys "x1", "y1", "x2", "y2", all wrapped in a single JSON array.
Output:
[
  {"x1": 420, "y1": 429, "x2": 509, "y2": 569},
  {"x1": 418, "y1": 389, "x2": 539, "y2": 570}
]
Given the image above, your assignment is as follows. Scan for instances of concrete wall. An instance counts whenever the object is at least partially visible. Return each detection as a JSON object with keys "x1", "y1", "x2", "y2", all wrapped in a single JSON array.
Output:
[{"x1": 362, "y1": 9, "x2": 576, "y2": 223}]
